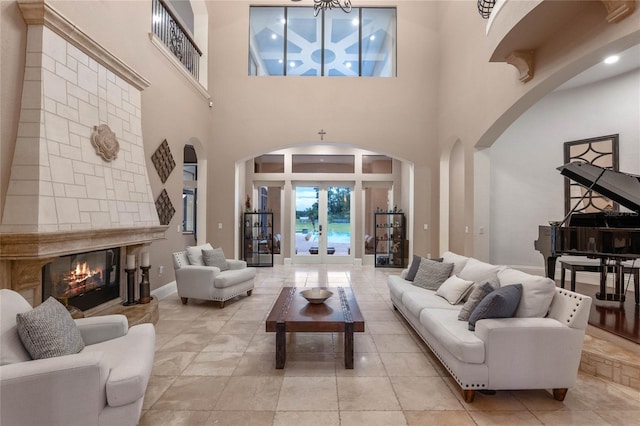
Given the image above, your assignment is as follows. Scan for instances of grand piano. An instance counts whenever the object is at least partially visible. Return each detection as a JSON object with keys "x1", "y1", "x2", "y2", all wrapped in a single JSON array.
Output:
[{"x1": 534, "y1": 162, "x2": 640, "y2": 302}]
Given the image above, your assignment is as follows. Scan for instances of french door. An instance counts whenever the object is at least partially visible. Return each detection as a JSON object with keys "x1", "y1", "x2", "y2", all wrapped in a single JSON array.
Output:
[{"x1": 292, "y1": 183, "x2": 353, "y2": 264}]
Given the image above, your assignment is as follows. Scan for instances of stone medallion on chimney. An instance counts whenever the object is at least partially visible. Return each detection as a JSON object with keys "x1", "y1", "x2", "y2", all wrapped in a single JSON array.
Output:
[{"x1": 0, "y1": 0, "x2": 166, "y2": 310}]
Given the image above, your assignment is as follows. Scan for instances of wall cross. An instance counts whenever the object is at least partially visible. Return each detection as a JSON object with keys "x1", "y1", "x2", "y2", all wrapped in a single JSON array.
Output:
[{"x1": 318, "y1": 129, "x2": 326, "y2": 141}]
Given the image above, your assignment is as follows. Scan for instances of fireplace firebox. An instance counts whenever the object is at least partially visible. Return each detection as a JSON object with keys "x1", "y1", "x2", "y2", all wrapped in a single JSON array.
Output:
[{"x1": 42, "y1": 248, "x2": 120, "y2": 311}]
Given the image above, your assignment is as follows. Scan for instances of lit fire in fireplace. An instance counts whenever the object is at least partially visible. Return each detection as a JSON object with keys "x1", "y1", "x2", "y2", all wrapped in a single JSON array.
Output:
[{"x1": 62, "y1": 261, "x2": 104, "y2": 297}]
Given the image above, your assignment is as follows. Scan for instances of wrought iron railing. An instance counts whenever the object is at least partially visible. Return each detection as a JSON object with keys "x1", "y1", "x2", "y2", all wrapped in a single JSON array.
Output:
[{"x1": 152, "y1": 0, "x2": 202, "y2": 80}]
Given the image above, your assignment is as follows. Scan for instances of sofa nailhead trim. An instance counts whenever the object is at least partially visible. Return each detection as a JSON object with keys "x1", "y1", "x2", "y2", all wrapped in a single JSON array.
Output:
[{"x1": 394, "y1": 301, "x2": 487, "y2": 390}]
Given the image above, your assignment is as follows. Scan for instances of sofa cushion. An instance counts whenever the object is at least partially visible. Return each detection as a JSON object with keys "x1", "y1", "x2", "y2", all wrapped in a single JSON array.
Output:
[
  {"x1": 468, "y1": 284, "x2": 522, "y2": 331},
  {"x1": 442, "y1": 251, "x2": 469, "y2": 276},
  {"x1": 412, "y1": 259, "x2": 454, "y2": 291},
  {"x1": 388, "y1": 275, "x2": 418, "y2": 302},
  {"x1": 458, "y1": 281, "x2": 495, "y2": 321},
  {"x1": 0, "y1": 289, "x2": 33, "y2": 365},
  {"x1": 401, "y1": 289, "x2": 461, "y2": 318},
  {"x1": 419, "y1": 308, "x2": 486, "y2": 364},
  {"x1": 458, "y1": 258, "x2": 504, "y2": 285},
  {"x1": 16, "y1": 297, "x2": 85, "y2": 360},
  {"x1": 186, "y1": 243, "x2": 214, "y2": 266},
  {"x1": 436, "y1": 275, "x2": 474, "y2": 305},
  {"x1": 214, "y1": 268, "x2": 256, "y2": 289},
  {"x1": 498, "y1": 268, "x2": 556, "y2": 318},
  {"x1": 202, "y1": 248, "x2": 229, "y2": 271}
]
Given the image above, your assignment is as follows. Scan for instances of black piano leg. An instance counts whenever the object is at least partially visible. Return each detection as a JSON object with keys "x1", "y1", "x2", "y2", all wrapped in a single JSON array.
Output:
[
  {"x1": 597, "y1": 259, "x2": 608, "y2": 301},
  {"x1": 597, "y1": 259, "x2": 626, "y2": 302},
  {"x1": 546, "y1": 257, "x2": 557, "y2": 280}
]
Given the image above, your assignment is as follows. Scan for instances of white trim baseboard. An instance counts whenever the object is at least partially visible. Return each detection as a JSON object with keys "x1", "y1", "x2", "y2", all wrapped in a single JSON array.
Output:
[{"x1": 152, "y1": 281, "x2": 177, "y2": 300}]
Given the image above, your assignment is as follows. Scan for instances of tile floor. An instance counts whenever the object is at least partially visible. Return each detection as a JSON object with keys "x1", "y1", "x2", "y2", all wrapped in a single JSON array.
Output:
[{"x1": 141, "y1": 265, "x2": 640, "y2": 425}]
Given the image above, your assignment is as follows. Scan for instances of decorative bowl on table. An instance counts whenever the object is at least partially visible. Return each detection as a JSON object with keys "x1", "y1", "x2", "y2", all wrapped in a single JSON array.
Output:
[{"x1": 300, "y1": 288, "x2": 333, "y2": 304}]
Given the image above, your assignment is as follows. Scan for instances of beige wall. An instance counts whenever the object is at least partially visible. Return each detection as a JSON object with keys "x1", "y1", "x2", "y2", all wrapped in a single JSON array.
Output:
[
  {"x1": 208, "y1": 1, "x2": 441, "y2": 260},
  {"x1": 2, "y1": 0, "x2": 638, "y2": 292},
  {"x1": 1, "y1": 0, "x2": 212, "y2": 290},
  {"x1": 436, "y1": 1, "x2": 640, "y2": 257}
]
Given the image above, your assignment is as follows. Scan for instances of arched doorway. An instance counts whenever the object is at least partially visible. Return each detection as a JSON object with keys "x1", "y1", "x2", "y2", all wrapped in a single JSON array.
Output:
[{"x1": 236, "y1": 144, "x2": 413, "y2": 266}]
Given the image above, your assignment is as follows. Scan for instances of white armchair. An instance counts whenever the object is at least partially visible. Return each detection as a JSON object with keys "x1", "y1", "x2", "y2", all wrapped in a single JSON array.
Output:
[
  {"x1": 0, "y1": 289, "x2": 155, "y2": 426},
  {"x1": 172, "y1": 243, "x2": 256, "y2": 308}
]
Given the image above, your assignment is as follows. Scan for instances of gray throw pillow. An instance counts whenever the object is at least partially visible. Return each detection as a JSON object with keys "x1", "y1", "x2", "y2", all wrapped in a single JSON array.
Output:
[
  {"x1": 16, "y1": 297, "x2": 85, "y2": 360},
  {"x1": 202, "y1": 248, "x2": 229, "y2": 271},
  {"x1": 468, "y1": 284, "x2": 523, "y2": 331},
  {"x1": 458, "y1": 281, "x2": 495, "y2": 321},
  {"x1": 405, "y1": 255, "x2": 422, "y2": 281},
  {"x1": 406, "y1": 256, "x2": 443, "y2": 281},
  {"x1": 412, "y1": 259, "x2": 454, "y2": 291}
]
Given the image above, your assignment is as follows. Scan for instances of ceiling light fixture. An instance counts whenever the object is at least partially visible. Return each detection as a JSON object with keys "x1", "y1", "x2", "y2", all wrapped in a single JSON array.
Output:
[
  {"x1": 298, "y1": 0, "x2": 352, "y2": 17},
  {"x1": 477, "y1": 0, "x2": 496, "y2": 19},
  {"x1": 604, "y1": 55, "x2": 619, "y2": 64}
]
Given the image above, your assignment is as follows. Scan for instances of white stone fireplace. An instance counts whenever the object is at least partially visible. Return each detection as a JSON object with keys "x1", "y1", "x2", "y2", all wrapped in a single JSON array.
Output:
[{"x1": 0, "y1": 0, "x2": 166, "y2": 312}]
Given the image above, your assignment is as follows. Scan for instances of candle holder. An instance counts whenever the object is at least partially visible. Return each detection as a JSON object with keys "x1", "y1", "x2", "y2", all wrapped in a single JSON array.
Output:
[
  {"x1": 139, "y1": 265, "x2": 151, "y2": 304},
  {"x1": 124, "y1": 268, "x2": 139, "y2": 306}
]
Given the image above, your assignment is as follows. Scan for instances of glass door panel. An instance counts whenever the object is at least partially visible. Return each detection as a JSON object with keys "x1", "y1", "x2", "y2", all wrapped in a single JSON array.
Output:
[
  {"x1": 326, "y1": 186, "x2": 351, "y2": 257},
  {"x1": 294, "y1": 186, "x2": 319, "y2": 259},
  {"x1": 293, "y1": 184, "x2": 353, "y2": 264}
]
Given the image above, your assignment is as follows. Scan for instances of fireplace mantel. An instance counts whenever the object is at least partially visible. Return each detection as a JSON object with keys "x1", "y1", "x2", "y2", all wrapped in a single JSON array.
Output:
[
  {"x1": 1, "y1": 226, "x2": 166, "y2": 307},
  {"x1": 0, "y1": 226, "x2": 168, "y2": 260}
]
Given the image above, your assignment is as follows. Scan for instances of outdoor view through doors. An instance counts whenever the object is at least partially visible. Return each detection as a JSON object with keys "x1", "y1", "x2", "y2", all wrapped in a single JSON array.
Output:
[{"x1": 294, "y1": 185, "x2": 352, "y2": 263}]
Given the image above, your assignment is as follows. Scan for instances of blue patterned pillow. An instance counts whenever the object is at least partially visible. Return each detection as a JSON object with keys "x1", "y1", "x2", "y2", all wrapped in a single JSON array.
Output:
[
  {"x1": 468, "y1": 284, "x2": 522, "y2": 331},
  {"x1": 16, "y1": 297, "x2": 85, "y2": 359}
]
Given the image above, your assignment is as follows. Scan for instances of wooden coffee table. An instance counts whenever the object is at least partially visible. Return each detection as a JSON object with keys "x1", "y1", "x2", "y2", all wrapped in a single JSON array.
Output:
[{"x1": 266, "y1": 286, "x2": 365, "y2": 369}]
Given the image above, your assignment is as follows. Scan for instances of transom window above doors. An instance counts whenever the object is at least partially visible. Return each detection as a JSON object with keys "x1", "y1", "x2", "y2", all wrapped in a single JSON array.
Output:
[
  {"x1": 253, "y1": 154, "x2": 393, "y2": 175},
  {"x1": 248, "y1": 6, "x2": 397, "y2": 77}
]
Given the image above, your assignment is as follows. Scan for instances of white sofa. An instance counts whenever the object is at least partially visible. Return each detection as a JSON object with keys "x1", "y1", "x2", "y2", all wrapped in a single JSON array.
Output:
[
  {"x1": 172, "y1": 243, "x2": 256, "y2": 308},
  {"x1": 388, "y1": 252, "x2": 592, "y2": 403},
  {"x1": 0, "y1": 289, "x2": 155, "y2": 426}
]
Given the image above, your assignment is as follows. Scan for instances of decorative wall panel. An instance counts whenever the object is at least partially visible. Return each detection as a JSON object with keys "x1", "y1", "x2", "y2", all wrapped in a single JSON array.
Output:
[
  {"x1": 151, "y1": 139, "x2": 176, "y2": 184},
  {"x1": 563, "y1": 135, "x2": 619, "y2": 214},
  {"x1": 155, "y1": 189, "x2": 176, "y2": 226}
]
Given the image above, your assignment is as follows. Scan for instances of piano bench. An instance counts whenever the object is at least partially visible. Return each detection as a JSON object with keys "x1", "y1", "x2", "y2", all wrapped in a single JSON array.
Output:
[{"x1": 559, "y1": 260, "x2": 639, "y2": 304}]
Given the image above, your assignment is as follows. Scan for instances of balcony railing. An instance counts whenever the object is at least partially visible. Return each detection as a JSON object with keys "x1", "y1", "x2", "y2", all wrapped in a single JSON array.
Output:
[{"x1": 152, "y1": 0, "x2": 202, "y2": 80}]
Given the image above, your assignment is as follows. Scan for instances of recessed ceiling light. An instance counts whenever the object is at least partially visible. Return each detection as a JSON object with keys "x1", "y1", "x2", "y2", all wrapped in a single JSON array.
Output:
[
  {"x1": 271, "y1": 34, "x2": 277, "y2": 40},
  {"x1": 278, "y1": 59, "x2": 283, "y2": 64},
  {"x1": 280, "y1": 18, "x2": 286, "y2": 24},
  {"x1": 352, "y1": 18, "x2": 359, "y2": 26},
  {"x1": 604, "y1": 55, "x2": 619, "y2": 64},
  {"x1": 346, "y1": 62, "x2": 352, "y2": 68},
  {"x1": 370, "y1": 35, "x2": 376, "y2": 41},
  {"x1": 289, "y1": 61, "x2": 296, "y2": 68}
]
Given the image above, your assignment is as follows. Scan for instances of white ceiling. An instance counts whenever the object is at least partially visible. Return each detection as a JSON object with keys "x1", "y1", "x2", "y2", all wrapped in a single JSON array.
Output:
[{"x1": 555, "y1": 43, "x2": 640, "y2": 91}]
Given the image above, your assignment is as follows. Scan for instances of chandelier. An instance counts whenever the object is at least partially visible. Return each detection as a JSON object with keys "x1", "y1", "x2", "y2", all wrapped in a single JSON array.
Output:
[
  {"x1": 477, "y1": 0, "x2": 496, "y2": 19},
  {"x1": 291, "y1": 0, "x2": 352, "y2": 17}
]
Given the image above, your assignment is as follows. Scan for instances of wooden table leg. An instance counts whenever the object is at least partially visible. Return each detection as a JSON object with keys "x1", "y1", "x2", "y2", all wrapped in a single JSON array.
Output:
[
  {"x1": 276, "y1": 322, "x2": 286, "y2": 369},
  {"x1": 344, "y1": 322, "x2": 354, "y2": 369},
  {"x1": 560, "y1": 265, "x2": 566, "y2": 289}
]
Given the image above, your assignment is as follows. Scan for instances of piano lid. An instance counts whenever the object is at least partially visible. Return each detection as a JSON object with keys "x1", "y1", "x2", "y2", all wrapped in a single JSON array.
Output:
[{"x1": 558, "y1": 162, "x2": 640, "y2": 212}]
